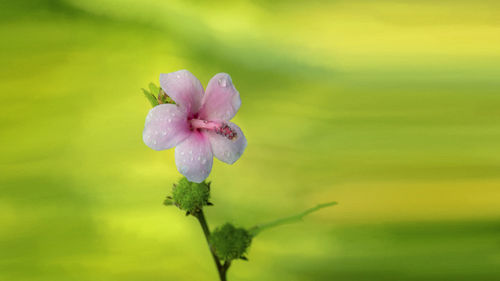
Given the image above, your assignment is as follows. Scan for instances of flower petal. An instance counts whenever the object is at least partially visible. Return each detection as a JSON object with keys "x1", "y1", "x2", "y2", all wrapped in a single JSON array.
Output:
[
  {"x1": 206, "y1": 122, "x2": 247, "y2": 164},
  {"x1": 198, "y1": 73, "x2": 241, "y2": 121},
  {"x1": 143, "y1": 104, "x2": 191, "y2": 151},
  {"x1": 160, "y1": 70, "x2": 204, "y2": 114},
  {"x1": 175, "y1": 132, "x2": 213, "y2": 183}
]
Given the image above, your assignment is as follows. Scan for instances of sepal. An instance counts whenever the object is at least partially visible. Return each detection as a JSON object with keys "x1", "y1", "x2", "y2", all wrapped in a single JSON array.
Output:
[
  {"x1": 166, "y1": 177, "x2": 211, "y2": 214},
  {"x1": 210, "y1": 223, "x2": 252, "y2": 262},
  {"x1": 142, "y1": 82, "x2": 175, "y2": 108}
]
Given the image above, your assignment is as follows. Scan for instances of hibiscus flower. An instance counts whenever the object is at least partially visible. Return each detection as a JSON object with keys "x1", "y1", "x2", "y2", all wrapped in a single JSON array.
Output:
[{"x1": 143, "y1": 70, "x2": 247, "y2": 182}]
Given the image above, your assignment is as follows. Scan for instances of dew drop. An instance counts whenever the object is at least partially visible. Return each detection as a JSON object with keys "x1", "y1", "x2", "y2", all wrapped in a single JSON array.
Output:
[
  {"x1": 168, "y1": 118, "x2": 172, "y2": 123},
  {"x1": 218, "y1": 78, "x2": 227, "y2": 87},
  {"x1": 162, "y1": 131, "x2": 167, "y2": 136}
]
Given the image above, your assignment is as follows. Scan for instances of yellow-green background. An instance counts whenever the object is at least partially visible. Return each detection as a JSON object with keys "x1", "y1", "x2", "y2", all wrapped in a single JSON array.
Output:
[{"x1": 1, "y1": 0, "x2": 500, "y2": 280}]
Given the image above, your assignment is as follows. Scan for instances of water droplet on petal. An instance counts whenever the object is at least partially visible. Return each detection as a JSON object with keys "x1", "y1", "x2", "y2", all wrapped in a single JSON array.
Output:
[
  {"x1": 181, "y1": 151, "x2": 185, "y2": 155},
  {"x1": 168, "y1": 118, "x2": 172, "y2": 123},
  {"x1": 190, "y1": 157, "x2": 194, "y2": 161},
  {"x1": 218, "y1": 78, "x2": 227, "y2": 87},
  {"x1": 162, "y1": 131, "x2": 167, "y2": 136}
]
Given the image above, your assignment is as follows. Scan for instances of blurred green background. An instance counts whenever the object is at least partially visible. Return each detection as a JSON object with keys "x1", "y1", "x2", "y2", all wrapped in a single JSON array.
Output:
[{"x1": 1, "y1": 0, "x2": 500, "y2": 280}]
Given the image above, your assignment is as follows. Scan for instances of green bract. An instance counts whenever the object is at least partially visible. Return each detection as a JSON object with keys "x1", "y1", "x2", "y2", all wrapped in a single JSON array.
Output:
[
  {"x1": 142, "y1": 82, "x2": 175, "y2": 108},
  {"x1": 210, "y1": 223, "x2": 252, "y2": 261},
  {"x1": 171, "y1": 177, "x2": 210, "y2": 213}
]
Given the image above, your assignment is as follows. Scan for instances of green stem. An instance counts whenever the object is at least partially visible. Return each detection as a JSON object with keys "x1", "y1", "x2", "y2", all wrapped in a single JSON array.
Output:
[
  {"x1": 249, "y1": 202, "x2": 337, "y2": 236},
  {"x1": 194, "y1": 210, "x2": 229, "y2": 281}
]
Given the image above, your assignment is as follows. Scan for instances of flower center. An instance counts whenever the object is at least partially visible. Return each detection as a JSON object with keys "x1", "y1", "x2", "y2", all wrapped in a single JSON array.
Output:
[{"x1": 189, "y1": 119, "x2": 237, "y2": 140}]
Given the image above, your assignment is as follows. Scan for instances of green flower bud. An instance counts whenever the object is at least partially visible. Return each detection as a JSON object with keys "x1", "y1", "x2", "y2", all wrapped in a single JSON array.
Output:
[
  {"x1": 171, "y1": 177, "x2": 211, "y2": 214},
  {"x1": 210, "y1": 223, "x2": 252, "y2": 261}
]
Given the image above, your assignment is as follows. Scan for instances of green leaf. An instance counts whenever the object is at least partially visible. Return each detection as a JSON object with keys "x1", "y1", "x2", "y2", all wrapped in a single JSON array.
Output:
[
  {"x1": 248, "y1": 201, "x2": 337, "y2": 236},
  {"x1": 148, "y1": 83, "x2": 160, "y2": 96},
  {"x1": 142, "y1": 88, "x2": 159, "y2": 107}
]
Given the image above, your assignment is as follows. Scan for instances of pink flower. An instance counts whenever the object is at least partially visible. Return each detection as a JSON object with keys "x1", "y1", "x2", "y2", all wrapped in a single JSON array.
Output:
[{"x1": 143, "y1": 70, "x2": 247, "y2": 183}]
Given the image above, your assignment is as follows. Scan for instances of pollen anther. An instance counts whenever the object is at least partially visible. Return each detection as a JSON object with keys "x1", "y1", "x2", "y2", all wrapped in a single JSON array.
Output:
[{"x1": 189, "y1": 119, "x2": 237, "y2": 140}]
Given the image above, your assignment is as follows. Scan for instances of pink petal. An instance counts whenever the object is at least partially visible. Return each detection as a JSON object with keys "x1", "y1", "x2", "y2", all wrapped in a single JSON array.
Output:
[
  {"x1": 175, "y1": 132, "x2": 213, "y2": 183},
  {"x1": 206, "y1": 122, "x2": 247, "y2": 164},
  {"x1": 143, "y1": 104, "x2": 191, "y2": 151},
  {"x1": 160, "y1": 70, "x2": 204, "y2": 114},
  {"x1": 198, "y1": 73, "x2": 241, "y2": 121}
]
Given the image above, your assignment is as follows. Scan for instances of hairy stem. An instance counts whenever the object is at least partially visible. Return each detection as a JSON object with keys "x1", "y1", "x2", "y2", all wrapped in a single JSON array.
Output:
[{"x1": 194, "y1": 210, "x2": 229, "y2": 281}]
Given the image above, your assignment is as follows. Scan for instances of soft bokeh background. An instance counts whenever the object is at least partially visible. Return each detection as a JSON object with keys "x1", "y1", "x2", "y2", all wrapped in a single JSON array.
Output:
[{"x1": 1, "y1": 0, "x2": 500, "y2": 280}]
